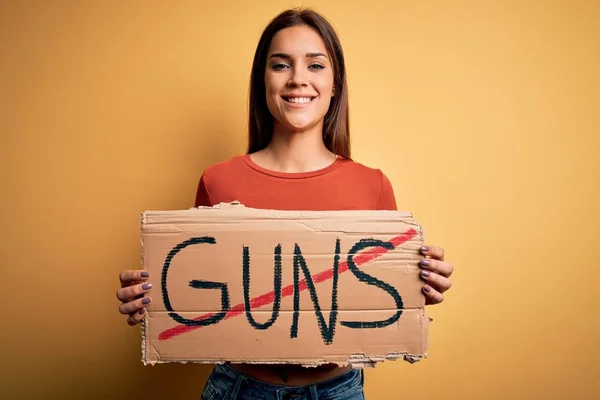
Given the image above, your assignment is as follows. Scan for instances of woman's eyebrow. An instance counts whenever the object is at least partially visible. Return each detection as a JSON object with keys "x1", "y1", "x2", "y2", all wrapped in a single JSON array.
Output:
[
  {"x1": 268, "y1": 52, "x2": 329, "y2": 60},
  {"x1": 306, "y1": 52, "x2": 328, "y2": 59}
]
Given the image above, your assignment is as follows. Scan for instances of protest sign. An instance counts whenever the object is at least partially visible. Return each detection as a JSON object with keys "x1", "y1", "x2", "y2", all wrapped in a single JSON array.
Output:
[{"x1": 141, "y1": 202, "x2": 430, "y2": 367}]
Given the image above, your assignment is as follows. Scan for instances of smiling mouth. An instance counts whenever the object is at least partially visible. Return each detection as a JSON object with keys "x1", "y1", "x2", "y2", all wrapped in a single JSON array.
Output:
[{"x1": 282, "y1": 96, "x2": 316, "y2": 104}]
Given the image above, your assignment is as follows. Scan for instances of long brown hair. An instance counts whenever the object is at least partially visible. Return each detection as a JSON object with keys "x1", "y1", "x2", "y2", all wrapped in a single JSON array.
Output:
[{"x1": 247, "y1": 8, "x2": 351, "y2": 158}]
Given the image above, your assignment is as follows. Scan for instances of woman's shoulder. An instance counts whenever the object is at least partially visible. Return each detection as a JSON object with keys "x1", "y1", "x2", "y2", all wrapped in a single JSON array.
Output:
[
  {"x1": 201, "y1": 154, "x2": 247, "y2": 180},
  {"x1": 340, "y1": 157, "x2": 391, "y2": 181},
  {"x1": 194, "y1": 155, "x2": 248, "y2": 207},
  {"x1": 342, "y1": 158, "x2": 397, "y2": 208}
]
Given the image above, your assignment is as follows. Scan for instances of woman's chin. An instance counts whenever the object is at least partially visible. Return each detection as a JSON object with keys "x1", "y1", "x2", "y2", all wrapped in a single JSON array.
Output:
[{"x1": 280, "y1": 119, "x2": 320, "y2": 133}]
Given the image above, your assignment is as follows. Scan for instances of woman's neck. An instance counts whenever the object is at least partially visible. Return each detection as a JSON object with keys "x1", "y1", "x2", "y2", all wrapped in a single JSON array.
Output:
[{"x1": 251, "y1": 122, "x2": 337, "y2": 173}]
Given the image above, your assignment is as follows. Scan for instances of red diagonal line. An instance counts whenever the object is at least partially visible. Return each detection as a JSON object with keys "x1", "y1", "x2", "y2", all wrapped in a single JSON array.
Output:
[{"x1": 158, "y1": 229, "x2": 417, "y2": 341}]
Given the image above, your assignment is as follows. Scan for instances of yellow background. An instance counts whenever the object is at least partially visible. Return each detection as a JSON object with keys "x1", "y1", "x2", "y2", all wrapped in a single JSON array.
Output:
[{"x1": 2, "y1": 1, "x2": 598, "y2": 399}]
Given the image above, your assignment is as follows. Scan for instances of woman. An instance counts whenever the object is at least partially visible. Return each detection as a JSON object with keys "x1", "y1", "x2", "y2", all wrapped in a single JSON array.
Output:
[{"x1": 117, "y1": 8, "x2": 454, "y2": 399}]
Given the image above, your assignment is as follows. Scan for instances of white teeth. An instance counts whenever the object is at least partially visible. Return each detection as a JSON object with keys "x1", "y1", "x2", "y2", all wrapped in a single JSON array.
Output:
[{"x1": 286, "y1": 97, "x2": 313, "y2": 104}]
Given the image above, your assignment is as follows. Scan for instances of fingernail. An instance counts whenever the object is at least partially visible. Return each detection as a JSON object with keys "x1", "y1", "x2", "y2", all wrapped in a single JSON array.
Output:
[
  {"x1": 142, "y1": 283, "x2": 152, "y2": 290},
  {"x1": 141, "y1": 271, "x2": 150, "y2": 278},
  {"x1": 421, "y1": 246, "x2": 430, "y2": 253},
  {"x1": 142, "y1": 297, "x2": 151, "y2": 305},
  {"x1": 420, "y1": 259, "x2": 430, "y2": 268},
  {"x1": 138, "y1": 308, "x2": 145, "y2": 315},
  {"x1": 423, "y1": 285, "x2": 431, "y2": 293},
  {"x1": 421, "y1": 270, "x2": 430, "y2": 278}
]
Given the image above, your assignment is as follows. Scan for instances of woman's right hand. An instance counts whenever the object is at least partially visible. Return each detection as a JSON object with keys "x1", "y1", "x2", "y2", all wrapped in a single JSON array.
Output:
[{"x1": 116, "y1": 270, "x2": 152, "y2": 326}]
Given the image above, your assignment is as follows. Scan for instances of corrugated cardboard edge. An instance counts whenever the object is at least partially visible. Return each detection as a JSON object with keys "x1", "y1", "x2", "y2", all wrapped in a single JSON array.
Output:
[
  {"x1": 141, "y1": 355, "x2": 428, "y2": 369},
  {"x1": 139, "y1": 202, "x2": 431, "y2": 368},
  {"x1": 140, "y1": 210, "x2": 148, "y2": 365}
]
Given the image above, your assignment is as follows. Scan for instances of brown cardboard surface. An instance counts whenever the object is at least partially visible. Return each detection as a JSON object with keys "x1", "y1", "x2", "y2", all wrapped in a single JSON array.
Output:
[{"x1": 141, "y1": 202, "x2": 430, "y2": 367}]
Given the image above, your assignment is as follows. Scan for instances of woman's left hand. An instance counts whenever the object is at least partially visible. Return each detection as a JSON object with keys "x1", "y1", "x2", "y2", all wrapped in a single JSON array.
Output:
[{"x1": 418, "y1": 245, "x2": 453, "y2": 305}]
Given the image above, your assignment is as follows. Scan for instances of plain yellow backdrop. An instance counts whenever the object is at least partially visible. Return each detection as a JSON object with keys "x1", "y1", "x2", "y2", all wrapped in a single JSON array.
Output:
[{"x1": 1, "y1": 1, "x2": 598, "y2": 399}]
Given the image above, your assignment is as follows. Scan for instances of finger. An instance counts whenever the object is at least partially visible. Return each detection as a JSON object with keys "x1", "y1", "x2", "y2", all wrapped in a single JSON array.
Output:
[
  {"x1": 120, "y1": 270, "x2": 150, "y2": 287},
  {"x1": 420, "y1": 270, "x2": 452, "y2": 293},
  {"x1": 116, "y1": 282, "x2": 153, "y2": 302},
  {"x1": 118, "y1": 296, "x2": 152, "y2": 315},
  {"x1": 127, "y1": 308, "x2": 147, "y2": 326},
  {"x1": 419, "y1": 258, "x2": 454, "y2": 278},
  {"x1": 420, "y1": 245, "x2": 444, "y2": 261},
  {"x1": 423, "y1": 284, "x2": 444, "y2": 305}
]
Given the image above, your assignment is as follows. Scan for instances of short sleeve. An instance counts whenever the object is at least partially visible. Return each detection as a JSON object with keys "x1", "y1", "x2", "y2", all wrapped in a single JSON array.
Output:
[
  {"x1": 194, "y1": 173, "x2": 213, "y2": 207},
  {"x1": 377, "y1": 172, "x2": 398, "y2": 210}
]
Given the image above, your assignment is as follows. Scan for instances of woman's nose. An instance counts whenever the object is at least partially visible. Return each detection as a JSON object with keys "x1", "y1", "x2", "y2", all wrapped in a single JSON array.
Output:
[{"x1": 287, "y1": 67, "x2": 308, "y2": 87}]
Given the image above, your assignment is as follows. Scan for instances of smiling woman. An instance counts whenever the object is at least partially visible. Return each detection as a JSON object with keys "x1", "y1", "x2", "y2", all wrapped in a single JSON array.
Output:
[
  {"x1": 253, "y1": 24, "x2": 340, "y2": 172},
  {"x1": 265, "y1": 26, "x2": 335, "y2": 135},
  {"x1": 116, "y1": 7, "x2": 455, "y2": 400},
  {"x1": 247, "y1": 9, "x2": 350, "y2": 163}
]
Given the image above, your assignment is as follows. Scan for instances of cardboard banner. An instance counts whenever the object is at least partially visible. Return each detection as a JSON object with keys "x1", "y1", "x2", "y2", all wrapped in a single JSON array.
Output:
[{"x1": 141, "y1": 202, "x2": 430, "y2": 367}]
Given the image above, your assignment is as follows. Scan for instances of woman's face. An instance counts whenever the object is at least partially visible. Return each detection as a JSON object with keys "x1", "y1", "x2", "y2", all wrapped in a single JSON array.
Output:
[{"x1": 264, "y1": 25, "x2": 335, "y2": 133}]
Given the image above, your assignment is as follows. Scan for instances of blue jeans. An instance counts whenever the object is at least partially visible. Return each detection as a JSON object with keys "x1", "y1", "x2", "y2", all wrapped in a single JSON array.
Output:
[{"x1": 200, "y1": 363, "x2": 365, "y2": 400}]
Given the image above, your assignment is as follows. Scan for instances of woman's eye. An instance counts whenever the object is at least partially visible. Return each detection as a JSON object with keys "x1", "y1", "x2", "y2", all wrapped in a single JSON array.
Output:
[
  {"x1": 309, "y1": 64, "x2": 325, "y2": 70},
  {"x1": 271, "y1": 63, "x2": 289, "y2": 71}
]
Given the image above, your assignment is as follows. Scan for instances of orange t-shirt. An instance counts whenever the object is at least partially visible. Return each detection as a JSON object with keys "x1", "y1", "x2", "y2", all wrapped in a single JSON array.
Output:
[{"x1": 194, "y1": 155, "x2": 397, "y2": 211}]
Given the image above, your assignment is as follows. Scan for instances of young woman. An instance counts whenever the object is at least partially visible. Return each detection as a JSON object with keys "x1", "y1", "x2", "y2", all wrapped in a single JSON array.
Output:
[{"x1": 117, "y1": 8, "x2": 454, "y2": 400}]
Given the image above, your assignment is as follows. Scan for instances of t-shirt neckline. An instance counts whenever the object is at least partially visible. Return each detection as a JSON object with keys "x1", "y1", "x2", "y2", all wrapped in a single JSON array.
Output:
[{"x1": 242, "y1": 154, "x2": 344, "y2": 179}]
